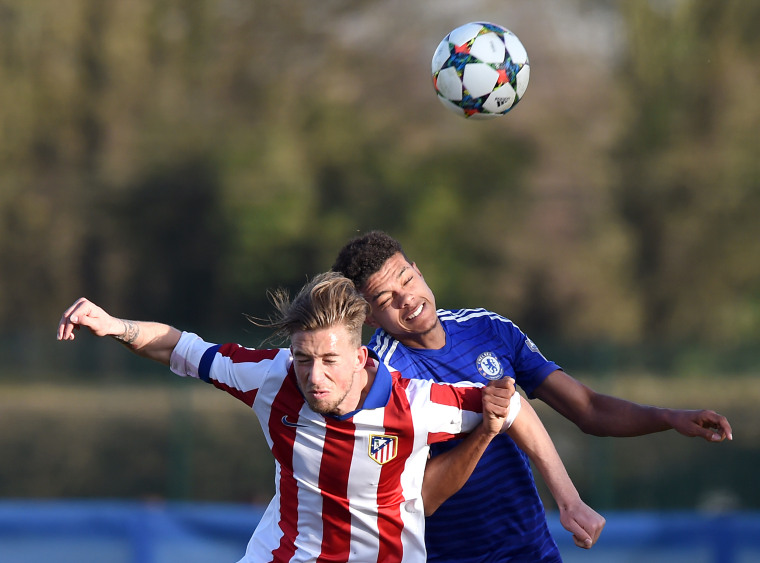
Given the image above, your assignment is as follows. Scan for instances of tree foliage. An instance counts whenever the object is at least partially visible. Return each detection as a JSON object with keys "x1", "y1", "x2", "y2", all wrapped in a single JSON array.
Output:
[
  {"x1": 0, "y1": 0, "x2": 758, "y2": 352},
  {"x1": 614, "y1": 1, "x2": 760, "y2": 345}
]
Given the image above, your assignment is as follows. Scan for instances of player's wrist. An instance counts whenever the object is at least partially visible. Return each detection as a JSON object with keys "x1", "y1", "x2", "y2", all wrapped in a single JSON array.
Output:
[
  {"x1": 111, "y1": 319, "x2": 140, "y2": 346},
  {"x1": 475, "y1": 419, "x2": 503, "y2": 440},
  {"x1": 657, "y1": 406, "x2": 682, "y2": 432}
]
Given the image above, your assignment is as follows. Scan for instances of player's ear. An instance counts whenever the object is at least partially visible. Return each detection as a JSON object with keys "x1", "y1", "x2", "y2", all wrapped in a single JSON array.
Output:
[
  {"x1": 356, "y1": 345, "x2": 369, "y2": 370},
  {"x1": 365, "y1": 312, "x2": 380, "y2": 328}
]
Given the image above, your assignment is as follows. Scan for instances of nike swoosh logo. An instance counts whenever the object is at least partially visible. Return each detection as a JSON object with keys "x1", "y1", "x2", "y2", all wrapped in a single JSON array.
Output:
[{"x1": 282, "y1": 415, "x2": 308, "y2": 428}]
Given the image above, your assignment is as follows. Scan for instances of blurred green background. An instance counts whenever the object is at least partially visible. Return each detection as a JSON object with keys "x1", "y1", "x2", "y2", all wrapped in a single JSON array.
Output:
[{"x1": 0, "y1": 0, "x2": 758, "y2": 512}]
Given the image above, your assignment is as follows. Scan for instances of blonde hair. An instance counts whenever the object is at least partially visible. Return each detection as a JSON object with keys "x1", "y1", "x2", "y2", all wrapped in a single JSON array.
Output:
[{"x1": 263, "y1": 271, "x2": 369, "y2": 346}]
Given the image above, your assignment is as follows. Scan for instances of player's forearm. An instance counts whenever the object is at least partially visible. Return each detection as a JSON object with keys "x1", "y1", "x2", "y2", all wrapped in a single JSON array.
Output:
[
  {"x1": 421, "y1": 424, "x2": 496, "y2": 516},
  {"x1": 535, "y1": 372, "x2": 673, "y2": 437},
  {"x1": 422, "y1": 389, "x2": 522, "y2": 516},
  {"x1": 111, "y1": 319, "x2": 181, "y2": 365},
  {"x1": 548, "y1": 383, "x2": 730, "y2": 440},
  {"x1": 506, "y1": 399, "x2": 581, "y2": 509},
  {"x1": 581, "y1": 395, "x2": 673, "y2": 437}
]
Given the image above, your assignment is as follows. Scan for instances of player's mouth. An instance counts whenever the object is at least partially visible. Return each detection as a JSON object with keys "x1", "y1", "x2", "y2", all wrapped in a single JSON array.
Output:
[{"x1": 405, "y1": 303, "x2": 424, "y2": 322}]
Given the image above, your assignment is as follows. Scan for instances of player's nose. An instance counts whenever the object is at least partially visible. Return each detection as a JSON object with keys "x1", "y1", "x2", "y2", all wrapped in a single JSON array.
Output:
[
  {"x1": 396, "y1": 290, "x2": 414, "y2": 309},
  {"x1": 307, "y1": 365, "x2": 327, "y2": 386}
]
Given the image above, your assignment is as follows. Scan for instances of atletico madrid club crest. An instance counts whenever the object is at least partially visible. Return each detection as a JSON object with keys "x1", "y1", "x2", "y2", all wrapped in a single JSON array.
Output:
[
  {"x1": 369, "y1": 434, "x2": 398, "y2": 465},
  {"x1": 476, "y1": 351, "x2": 504, "y2": 380}
]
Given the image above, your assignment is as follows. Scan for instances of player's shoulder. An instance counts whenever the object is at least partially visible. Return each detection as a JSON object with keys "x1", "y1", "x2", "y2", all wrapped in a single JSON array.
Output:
[
  {"x1": 369, "y1": 329, "x2": 398, "y2": 359},
  {"x1": 216, "y1": 342, "x2": 286, "y2": 359},
  {"x1": 211, "y1": 344, "x2": 294, "y2": 384},
  {"x1": 439, "y1": 307, "x2": 517, "y2": 328}
]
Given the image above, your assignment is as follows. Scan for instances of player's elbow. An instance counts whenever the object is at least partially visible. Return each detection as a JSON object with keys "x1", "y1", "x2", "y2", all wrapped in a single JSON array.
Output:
[
  {"x1": 573, "y1": 412, "x2": 612, "y2": 437},
  {"x1": 564, "y1": 406, "x2": 609, "y2": 437},
  {"x1": 421, "y1": 482, "x2": 447, "y2": 516},
  {"x1": 423, "y1": 497, "x2": 444, "y2": 517},
  {"x1": 562, "y1": 395, "x2": 617, "y2": 437}
]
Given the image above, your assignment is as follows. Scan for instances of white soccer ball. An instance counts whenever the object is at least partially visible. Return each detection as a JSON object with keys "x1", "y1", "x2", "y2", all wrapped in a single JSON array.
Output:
[{"x1": 432, "y1": 22, "x2": 530, "y2": 120}]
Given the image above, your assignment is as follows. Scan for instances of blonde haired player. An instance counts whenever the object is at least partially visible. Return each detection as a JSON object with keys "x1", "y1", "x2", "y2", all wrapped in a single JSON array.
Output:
[{"x1": 58, "y1": 272, "x2": 600, "y2": 562}]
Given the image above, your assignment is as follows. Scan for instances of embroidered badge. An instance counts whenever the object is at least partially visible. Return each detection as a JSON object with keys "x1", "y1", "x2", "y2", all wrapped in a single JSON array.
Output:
[
  {"x1": 369, "y1": 434, "x2": 398, "y2": 465},
  {"x1": 525, "y1": 338, "x2": 539, "y2": 353},
  {"x1": 476, "y1": 351, "x2": 504, "y2": 380}
]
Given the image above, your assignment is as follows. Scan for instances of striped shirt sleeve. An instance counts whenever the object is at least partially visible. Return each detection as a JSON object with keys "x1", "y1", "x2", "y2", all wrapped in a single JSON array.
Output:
[
  {"x1": 402, "y1": 379, "x2": 522, "y2": 444},
  {"x1": 169, "y1": 331, "x2": 290, "y2": 408}
]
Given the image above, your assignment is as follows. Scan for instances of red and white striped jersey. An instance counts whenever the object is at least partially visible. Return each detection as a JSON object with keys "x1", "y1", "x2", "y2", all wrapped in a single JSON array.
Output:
[{"x1": 170, "y1": 332, "x2": 519, "y2": 562}]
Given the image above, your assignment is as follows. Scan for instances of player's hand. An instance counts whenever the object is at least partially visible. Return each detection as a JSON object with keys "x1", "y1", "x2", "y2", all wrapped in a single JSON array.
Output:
[
  {"x1": 481, "y1": 377, "x2": 515, "y2": 436},
  {"x1": 57, "y1": 297, "x2": 122, "y2": 341},
  {"x1": 668, "y1": 409, "x2": 733, "y2": 442},
  {"x1": 559, "y1": 499, "x2": 605, "y2": 549}
]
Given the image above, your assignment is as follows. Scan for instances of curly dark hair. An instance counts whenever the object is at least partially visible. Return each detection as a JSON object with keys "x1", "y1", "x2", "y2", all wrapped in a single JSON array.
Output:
[{"x1": 331, "y1": 231, "x2": 409, "y2": 291}]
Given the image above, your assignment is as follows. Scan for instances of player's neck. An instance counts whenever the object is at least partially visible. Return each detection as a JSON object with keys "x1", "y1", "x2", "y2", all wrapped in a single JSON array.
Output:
[
  {"x1": 356, "y1": 361, "x2": 377, "y2": 410},
  {"x1": 398, "y1": 319, "x2": 446, "y2": 350},
  {"x1": 331, "y1": 363, "x2": 376, "y2": 417}
]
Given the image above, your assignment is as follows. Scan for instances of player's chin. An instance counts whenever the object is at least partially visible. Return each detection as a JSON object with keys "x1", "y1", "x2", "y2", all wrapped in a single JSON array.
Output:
[
  {"x1": 404, "y1": 315, "x2": 437, "y2": 337},
  {"x1": 307, "y1": 398, "x2": 336, "y2": 415}
]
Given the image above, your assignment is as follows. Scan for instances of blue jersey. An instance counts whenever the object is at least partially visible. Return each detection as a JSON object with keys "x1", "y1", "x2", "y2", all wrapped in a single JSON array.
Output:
[{"x1": 369, "y1": 308, "x2": 563, "y2": 563}]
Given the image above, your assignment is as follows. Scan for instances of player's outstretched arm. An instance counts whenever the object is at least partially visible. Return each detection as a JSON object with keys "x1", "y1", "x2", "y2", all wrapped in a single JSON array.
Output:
[
  {"x1": 57, "y1": 297, "x2": 181, "y2": 366},
  {"x1": 534, "y1": 370, "x2": 733, "y2": 442},
  {"x1": 507, "y1": 399, "x2": 605, "y2": 549},
  {"x1": 421, "y1": 377, "x2": 517, "y2": 516}
]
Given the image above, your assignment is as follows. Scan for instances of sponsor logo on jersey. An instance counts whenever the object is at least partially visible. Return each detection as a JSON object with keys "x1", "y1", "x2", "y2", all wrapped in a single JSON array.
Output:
[
  {"x1": 476, "y1": 351, "x2": 504, "y2": 380},
  {"x1": 369, "y1": 434, "x2": 398, "y2": 465},
  {"x1": 281, "y1": 415, "x2": 308, "y2": 428}
]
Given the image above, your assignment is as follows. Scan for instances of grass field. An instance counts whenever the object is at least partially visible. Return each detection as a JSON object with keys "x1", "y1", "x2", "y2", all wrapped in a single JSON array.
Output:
[{"x1": 1, "y1": 372, "x2": 757, "y2": 510}]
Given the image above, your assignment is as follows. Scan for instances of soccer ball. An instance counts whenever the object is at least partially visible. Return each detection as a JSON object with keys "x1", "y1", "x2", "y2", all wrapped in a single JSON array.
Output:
[{"x1": 432, "y1": 22, "x2": 530, "y2": 119}]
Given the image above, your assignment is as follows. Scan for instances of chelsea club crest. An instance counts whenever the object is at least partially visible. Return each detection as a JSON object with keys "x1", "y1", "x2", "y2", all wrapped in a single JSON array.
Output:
[{"x1": 476, "y1": 351, "x2": 504, "y2": 380}]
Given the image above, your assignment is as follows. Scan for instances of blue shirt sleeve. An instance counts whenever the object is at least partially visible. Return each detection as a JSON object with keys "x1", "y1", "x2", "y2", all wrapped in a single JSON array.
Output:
[{"x1": 495, "y1": 320, "x2": 561, "y2": 398}]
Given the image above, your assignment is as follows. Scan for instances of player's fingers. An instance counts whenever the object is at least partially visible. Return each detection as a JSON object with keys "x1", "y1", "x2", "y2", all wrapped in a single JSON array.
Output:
[
  {"x1": 719, "y1": 418, "x2": 733, "y2": 441},
  {"x1": 705, "y1": 429, "x2": 726, "y2": 442},
  {"x1": 573, "y1": 534, "x2": 593, "y2": 549},
  {"x1": 56, "y1": 317, "x2": 66, "y2": 340},
  {"x1": 482, "y1": 397, "x2": 509, "y2": 419},
  {"x1": 573, "y1": 526, "x2": 594, "y2": 549},
  {"x1": 486, "y1": 376, "x2": 514, "y2": 388},
  {"x1": 567, "y1": 523, "x2": 592, "y2": 549},
  {"x1": 483, "y1": 379, "x2": 516, "y2": 422},
  {"x1": 482, "y1": 390, "x2": 511, "y2": 416},
  {"x1": 58, "y1": 298, "x2": 89, "y2": 340},
  {"x1": 589, "y1": 514, "x2": 606, "y2": 545},
  {"x1": 58, "y1": 313, "x2": 78, "y2": 341},
  {"x1": 697, "y1": 413, "x2": 733, "y2": 442},
  {"x1": 705, "y1": 412, "x2": 733, "y2": 441},
  {"x1": 61, "y1": 297, "x2": 89, "y2": 321},
  {"x1": 59, "y1": 298, "x2": 101, "y2": 340},
  {"x1": 485, "y1": 378, "x2": 515, "y2": 399}
]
